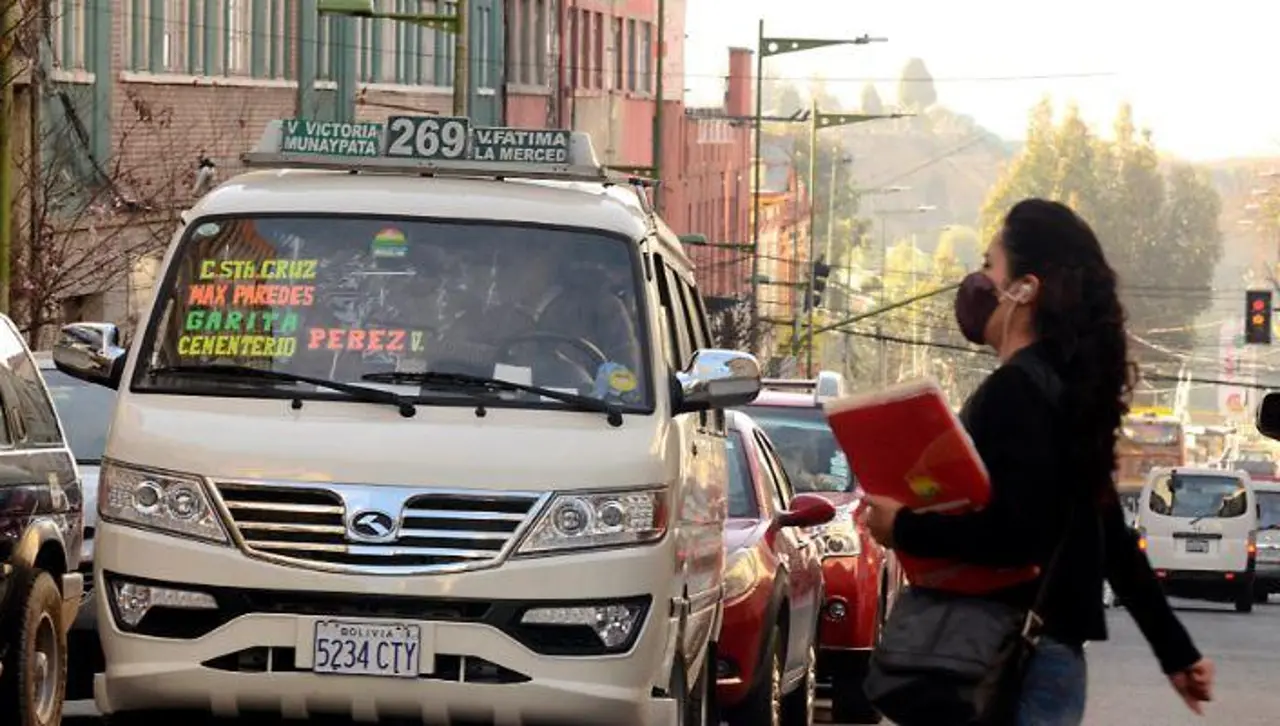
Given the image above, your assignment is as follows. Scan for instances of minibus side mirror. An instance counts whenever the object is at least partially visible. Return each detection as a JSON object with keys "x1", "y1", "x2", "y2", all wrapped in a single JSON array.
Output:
[
  {"x1": 777, "y1": 493, "x2": 837, "y2": 529},
  {"x1": 674, "y1": 349, "x2": 762, "y2": 413},
  {"x1": 1258, "y1": 392, "x2": 1280, "y2": 440},
  {"x1": 52, "y1": 322, "x2": 127, "y2": 390}
]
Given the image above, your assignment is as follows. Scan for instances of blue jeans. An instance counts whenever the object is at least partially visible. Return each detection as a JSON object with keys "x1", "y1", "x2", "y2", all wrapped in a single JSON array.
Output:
[{"x1": 1016, "y1": 637, "x2": 1088, "y2": 726}]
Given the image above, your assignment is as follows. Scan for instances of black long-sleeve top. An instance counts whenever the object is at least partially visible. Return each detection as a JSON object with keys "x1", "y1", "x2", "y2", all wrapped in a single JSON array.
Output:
[{"x1": 891, "y1": 342, "x2": 1202, "y2": 675}]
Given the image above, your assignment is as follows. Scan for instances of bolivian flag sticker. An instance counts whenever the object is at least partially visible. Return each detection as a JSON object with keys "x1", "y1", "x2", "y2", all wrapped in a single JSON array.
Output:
[{"x1": 372, "y1": 228, "x2": 408, "y2": 258}]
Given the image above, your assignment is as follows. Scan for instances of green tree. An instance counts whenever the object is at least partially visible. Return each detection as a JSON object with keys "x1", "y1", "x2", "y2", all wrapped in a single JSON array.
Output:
[
  {"x1": 897, "y1": 58, "x2": 938, "y2": 111},
  {"x1": 860, "y1": 83, "x2": 884, "y2": 114},
  {"x1": 980, "y1": 101, "x2": 1224, "y2": 359}
]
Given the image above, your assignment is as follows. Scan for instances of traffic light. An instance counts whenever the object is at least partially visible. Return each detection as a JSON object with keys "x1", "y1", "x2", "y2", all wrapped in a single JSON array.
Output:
[
  {"x1": 1246, "y1": 290, "x2": 1272, "y2": 344},
  {"x1": 809, "y1": 261, "x2": 832, "y2": 309}
]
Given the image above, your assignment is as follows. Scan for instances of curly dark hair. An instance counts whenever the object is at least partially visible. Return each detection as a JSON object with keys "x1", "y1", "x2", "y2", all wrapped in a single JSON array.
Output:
[{"x1": 1001, "y1": 198, "x2": 1134, "y2": 504}]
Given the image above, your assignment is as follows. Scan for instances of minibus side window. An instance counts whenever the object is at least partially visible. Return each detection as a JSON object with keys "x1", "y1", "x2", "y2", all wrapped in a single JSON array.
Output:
[
  {"x1": 652, "y1": 254, "x2": 683, "y2": 371},
  {"x1": 676, "y1": 275, "x2": 725, "y2": 432},
  {"x1": 661, "y1": 267, "x2": 694, "y2": 368}
]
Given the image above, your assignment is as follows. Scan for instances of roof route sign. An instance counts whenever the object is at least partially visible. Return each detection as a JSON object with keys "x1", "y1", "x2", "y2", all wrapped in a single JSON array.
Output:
[
  {"x1": 385, "y1": 116, "x2": 471, "y2": 160},
  {"x1": 270, "y1": 115, "x2": 586, "y2": 169},
  {"x1": 279, "y1": 120, "x2": 382, "y2": 157},
  {"x1": 471, "y1": 128, "x2": 572, "y2": 164}
]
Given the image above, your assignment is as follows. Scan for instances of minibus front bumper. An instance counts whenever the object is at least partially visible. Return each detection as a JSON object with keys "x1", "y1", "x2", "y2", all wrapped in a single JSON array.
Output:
[{"x1": 93, "y1": 522, "x2": 686, "y2": 725}]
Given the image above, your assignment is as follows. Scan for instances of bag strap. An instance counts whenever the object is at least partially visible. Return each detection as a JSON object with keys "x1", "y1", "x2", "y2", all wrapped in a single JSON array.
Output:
[{"x1": 1007, "y1": 352, "x2": 1074, "y2": 643}]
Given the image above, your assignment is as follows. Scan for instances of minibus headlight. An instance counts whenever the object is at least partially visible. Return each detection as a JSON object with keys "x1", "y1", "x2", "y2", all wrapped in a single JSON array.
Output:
[
  {"x1": 99, "y1": 461, "x2": 228, "y2": 544},
  {"x1": 516, "y1": 488, "x2": 667, "y2": 555}
]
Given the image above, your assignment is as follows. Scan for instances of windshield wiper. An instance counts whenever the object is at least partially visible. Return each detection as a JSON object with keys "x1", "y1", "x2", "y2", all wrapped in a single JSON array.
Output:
[
  {"x1": 149, "y1": 364, "x2": 418, "y2": 418},
  {"x1": 361, "y1": 370, "x2": 624, "y2": 427},
  {"x1": 1188, "y1": 511, "x2": 1219, "y2": 526}
]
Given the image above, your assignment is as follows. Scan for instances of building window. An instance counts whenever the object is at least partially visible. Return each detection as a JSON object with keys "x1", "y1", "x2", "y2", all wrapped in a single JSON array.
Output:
[
  {"x1": 579, "y1": 10, "x2": 591, "y2": 88},
  {"x1": 477, "y1": 2, "x2": 494, "y2": 90},
  {"x1": 567, "y1": 9, "x2": 578, "y2": 88},
  {"x1": 51, "y1": 0, "x2": 90, "y2": 72},
  {"x1": 122, "y1": 0, "x2": 272, "y2": 78},
  {"x1": 639, "y1": 21, "x2": 652, "y2": 94},
  {"x1": 592, "y1": 11, "x2": 603, "y2": 88},
  {"x1": 611, "y1": 17, "x2": 622, "y2": 89},
  {"x1": 625, "y1": 18, "x2": 636, "y2": 91},
  {"x1": 224, "y1": 0, "x2": 251, "y2": 75}
]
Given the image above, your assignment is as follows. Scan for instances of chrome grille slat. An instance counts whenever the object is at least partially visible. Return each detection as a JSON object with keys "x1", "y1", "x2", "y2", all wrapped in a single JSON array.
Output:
[
  {"x1": 406, "y1": 509, "x2": 526, "y2": 522},
  {"x1": 398, "y1": 528, "x2": 510, "y2": 541},
  {"x1": 237, "y1": 522, "x2": 346, "y2": 534},
  {"x1": 213, "y1": 482, "x2": 545, "y2": 574},
  {"x1": 223, "y1": 501, "x2": 344, "y2": 515}
]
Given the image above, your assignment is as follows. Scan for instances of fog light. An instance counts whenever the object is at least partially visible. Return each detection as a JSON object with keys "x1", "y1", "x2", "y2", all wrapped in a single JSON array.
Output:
[
  {"x1": 112, "y1": 581, "x2": 217, "y2": 628},
  {"x1": 521, "y1": 603, "x2": 644, "y2": 649},
  {"x1": 824, "y1": 598, "x2": 848, "y2": 622}
]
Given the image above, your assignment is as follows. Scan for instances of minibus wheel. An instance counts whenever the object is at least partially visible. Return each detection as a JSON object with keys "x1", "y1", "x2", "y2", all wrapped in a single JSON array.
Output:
[{"x1": 0, "y1": 568, "x2": 67, "y2": 726}]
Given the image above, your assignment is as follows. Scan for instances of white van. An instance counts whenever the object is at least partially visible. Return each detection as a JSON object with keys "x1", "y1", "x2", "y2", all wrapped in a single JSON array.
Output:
[
  {"x1": 54, "y1": 117, "x2": 763, "y2": 725},
  {"x1": 1135, "y1": 467, "x2": 1259, "y2": 613}
]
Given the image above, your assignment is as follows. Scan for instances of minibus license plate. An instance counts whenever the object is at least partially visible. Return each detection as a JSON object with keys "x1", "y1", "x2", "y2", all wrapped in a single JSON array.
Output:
[
  {"x1": 313, "y1": 621, "x2": 420, "y2": 677},
  {"x1": 1185, "y1": 538, "x2": 1209, "y2": 553}
]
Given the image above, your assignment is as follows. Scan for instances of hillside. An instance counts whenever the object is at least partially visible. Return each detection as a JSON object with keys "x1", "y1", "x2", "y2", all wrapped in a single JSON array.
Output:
[{"x1": 834, "y1": 107, "x2": 1015, "y2": 254}]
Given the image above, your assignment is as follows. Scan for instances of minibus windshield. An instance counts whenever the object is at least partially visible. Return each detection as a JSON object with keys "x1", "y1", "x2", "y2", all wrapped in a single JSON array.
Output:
[{"x1": 132, "y1": 215, "x2": 652, "y2": 412}]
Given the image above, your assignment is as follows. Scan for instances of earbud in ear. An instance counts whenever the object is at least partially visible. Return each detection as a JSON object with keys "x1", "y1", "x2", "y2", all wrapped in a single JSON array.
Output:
[{"x1": 1017, "y1": 283, "x2": 1033, "y2": 301}]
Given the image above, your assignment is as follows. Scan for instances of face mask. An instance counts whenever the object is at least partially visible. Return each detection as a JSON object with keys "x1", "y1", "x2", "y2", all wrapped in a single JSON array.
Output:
[{"x1": 955, "y1": 272, "x2": 1000, "y2": 345}]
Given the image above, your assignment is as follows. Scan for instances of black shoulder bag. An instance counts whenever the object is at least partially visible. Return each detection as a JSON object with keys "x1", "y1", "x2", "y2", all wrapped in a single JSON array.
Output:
[{"x1": 861, "y1": 354, "x2": 1071, "y2": 726}]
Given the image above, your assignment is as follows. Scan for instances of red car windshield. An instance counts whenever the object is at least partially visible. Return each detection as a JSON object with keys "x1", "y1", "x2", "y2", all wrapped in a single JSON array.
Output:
[
  {"x1": 726, "y1": 431, "x2": 758, "y2": 518},
  {"x1": 738, "y1": 404, "x2": 854, "y2": 494}
]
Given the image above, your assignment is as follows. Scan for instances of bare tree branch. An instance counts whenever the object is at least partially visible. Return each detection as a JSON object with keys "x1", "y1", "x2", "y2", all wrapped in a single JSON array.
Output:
[{"x1": 9, "y1": 77, "x2": 254, "y2": 345}]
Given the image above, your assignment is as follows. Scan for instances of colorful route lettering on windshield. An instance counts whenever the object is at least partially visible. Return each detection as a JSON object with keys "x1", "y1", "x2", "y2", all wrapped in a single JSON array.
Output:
[
  {"x1": 199, "y1": 259, "x2": 319, "y2": 281},
  {"x1": 306, "y1": 328, "x2": 427, "y2": 353},
  {"x1": 177, "y1": 259, "x2": 321, "y2": 359}
]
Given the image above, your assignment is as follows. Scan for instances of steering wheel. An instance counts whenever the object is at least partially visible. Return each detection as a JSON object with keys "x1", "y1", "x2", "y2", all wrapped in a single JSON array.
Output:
[{"x1": 494, "y1": 331, "x2": 609, "y2": 385}]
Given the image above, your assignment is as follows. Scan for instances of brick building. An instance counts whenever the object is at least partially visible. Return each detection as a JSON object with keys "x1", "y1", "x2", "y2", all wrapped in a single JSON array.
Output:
[
  {"x1": 754, "y1": 135, "x2": 811, "y2": 327},
  {"x1": 8, "y1": 0, "x2": 748, "y2": 335}
]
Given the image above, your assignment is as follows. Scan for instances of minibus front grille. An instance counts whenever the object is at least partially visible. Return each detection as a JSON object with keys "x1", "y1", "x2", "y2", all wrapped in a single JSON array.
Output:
[{"x1": 214, "y1": 482, "x2": 546, "y2": 575}]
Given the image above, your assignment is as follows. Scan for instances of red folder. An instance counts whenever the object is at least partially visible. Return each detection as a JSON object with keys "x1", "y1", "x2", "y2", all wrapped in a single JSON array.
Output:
[{"x1": 824, "y1": 377, "x2": 1038, "y2": 594}]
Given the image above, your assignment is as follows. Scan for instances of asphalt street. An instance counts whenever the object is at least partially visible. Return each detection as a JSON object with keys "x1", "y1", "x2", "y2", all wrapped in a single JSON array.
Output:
[{"x1": 65, "y1": 596, "x2": 1280, "y2": 725}]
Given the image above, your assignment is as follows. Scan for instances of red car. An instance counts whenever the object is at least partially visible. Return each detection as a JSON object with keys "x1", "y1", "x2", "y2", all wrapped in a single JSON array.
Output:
[
  {"x1": 738, "y1": 372, "x2": 904, "y2": 724},
  {"x1": 717, "y1": 410, "x2": 836, "y2": 726}
]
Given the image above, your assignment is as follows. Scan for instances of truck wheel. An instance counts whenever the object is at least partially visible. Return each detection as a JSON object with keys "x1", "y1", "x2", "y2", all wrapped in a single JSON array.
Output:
[
  {"x1": 831, "y1": 651, "x2": 882, "y2": 724},
  {"x1": 1235, "y1": 584, "x2": 1254, "y2": 613},
  {"x1": 0, "y1": 569, "x2": 67, "y2": 726}
]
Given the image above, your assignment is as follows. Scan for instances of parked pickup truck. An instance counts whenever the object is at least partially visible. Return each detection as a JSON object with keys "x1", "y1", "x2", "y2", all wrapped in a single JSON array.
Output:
[{"x1": 0, "y1": 317, "x2": 88, "y2": 726}]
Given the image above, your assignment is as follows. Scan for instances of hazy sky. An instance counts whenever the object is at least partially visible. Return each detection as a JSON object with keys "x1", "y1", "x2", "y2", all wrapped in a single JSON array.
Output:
[{"x1": 684, "y1": 0, "x2": 1279, "y2": 161}]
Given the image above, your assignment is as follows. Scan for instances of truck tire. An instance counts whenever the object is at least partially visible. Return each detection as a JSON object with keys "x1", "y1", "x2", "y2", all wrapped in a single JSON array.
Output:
[
  {"x1": 1235, "y1": 584, "x2": 1254, "y2": 613},
  {"x1": 0, "y1": 568, "x2": 67, "y2": 726}
]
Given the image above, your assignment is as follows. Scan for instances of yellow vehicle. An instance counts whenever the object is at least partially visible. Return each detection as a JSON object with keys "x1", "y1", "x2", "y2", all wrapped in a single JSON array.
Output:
[{"x1": 1116, "y1": 410, "x2": 1186, "y2": 513}]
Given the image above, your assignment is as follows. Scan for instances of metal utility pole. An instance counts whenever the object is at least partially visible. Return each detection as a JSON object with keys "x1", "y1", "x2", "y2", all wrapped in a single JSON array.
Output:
[
  {"x1": 0, "y1": 1, "x2": 14, "y2": 314},
  {"x1": 749, "y1": 24, "x2": 886, "y2": 334},
  {"x1": 651, "y1": 0, "x2": 665, "y2": 212},
  {"x1": 802, "y1": 105, "x2": 908, "y2": 375},
  {"x1": 452, "y1": 0, "x2": 468, "y2": 116},
  {"x1": 28, "y1": 0, "x2": 45, "y2": 339},
  {"x1": 295, "y1": 0, "x2": 319, "y2": 117},
  {"x1": 805, "y1": 98, "x2": 818, "y2": 374},
  {"x1": 749, "y1": 19, "x2": 765, "y2": 327}
]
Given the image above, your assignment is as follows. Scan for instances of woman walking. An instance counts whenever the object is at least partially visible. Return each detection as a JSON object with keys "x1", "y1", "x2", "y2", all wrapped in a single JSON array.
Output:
[{"x1": 861, "y1": 198, "x2": 1214, "y2": 725}]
